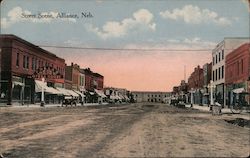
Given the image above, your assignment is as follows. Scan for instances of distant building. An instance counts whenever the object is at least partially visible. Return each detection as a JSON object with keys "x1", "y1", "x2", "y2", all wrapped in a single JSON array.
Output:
[
  {"x1": 225, "y1": 43, "x2": 250, "y2": 105},
  {"x1": 188, "y1": 65, "x2": 204, "y2": 105},
  {"x1": 212, "y1": 37, "x2": 249, "y2": 106},
  {"x1": 202, "y1": 62, "x2": 212, "y2": 105},
  {"x1": 81, "y1": 68, "x2": 104, "y2": 91},
  {"x1": 131, "y1": 91, "x2": 171, "y2": 103}
]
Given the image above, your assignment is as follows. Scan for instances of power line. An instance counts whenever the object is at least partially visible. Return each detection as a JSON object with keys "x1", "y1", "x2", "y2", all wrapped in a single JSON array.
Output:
[{"x1": 39, "y1": 45, "x2": 215, "y2": 52}]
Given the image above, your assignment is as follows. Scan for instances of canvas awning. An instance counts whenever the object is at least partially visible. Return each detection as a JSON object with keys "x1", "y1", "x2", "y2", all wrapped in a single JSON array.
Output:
[
  {"x1": 66, "y1": 89, "x2": 79, "y2": 97},
  {"x1": 89, "y1": 92, "x2": 95, "y2": 95},
  {"x1": 94, "y1": 89, "x2": 106, "y2": 98},
  {"x1": 124, "y1": 96, "x2": 130, "y2": 100},
  {"x1": 35, "y1": 80, "x2": 61, "y2": 94},
  {"x1": 74, "y1": 90, "x2": 85, "y2": 97},
  {"x1": 110, "y1": 95, "x2": 121, "y2": 100},
  {"x1": 13, "y1": 81, "x2": 24, "y2": 87},
  {"x1": 232, "y1": 88, "x2": 245, "y2": 94},
  {"x1": 56, "y1": 87, "x2": 70, "y2": 96}
]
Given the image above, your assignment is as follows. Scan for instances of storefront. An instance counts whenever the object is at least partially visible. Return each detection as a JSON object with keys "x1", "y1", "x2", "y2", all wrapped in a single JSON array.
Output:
[{"x1": 226, "y1": 82, "x2": 248, "y2": 106}]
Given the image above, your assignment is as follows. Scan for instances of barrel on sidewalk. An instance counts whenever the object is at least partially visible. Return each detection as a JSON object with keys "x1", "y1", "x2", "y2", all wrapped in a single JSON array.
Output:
[{"x1": 211, "y1": 102, "x2": 222, "y2": 115}]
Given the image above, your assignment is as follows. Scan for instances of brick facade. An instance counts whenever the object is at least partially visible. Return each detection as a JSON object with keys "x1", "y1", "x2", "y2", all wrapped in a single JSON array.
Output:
[
  {"x1": 225, "y1": 43, "x2": 250, "y2": 85},
  {"x1": 0, "y1": 34, "x2": 65, "y2": 104}
]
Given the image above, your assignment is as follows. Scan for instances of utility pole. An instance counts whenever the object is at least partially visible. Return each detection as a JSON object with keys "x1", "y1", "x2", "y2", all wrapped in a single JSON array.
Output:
[{"x1": 184, "y1": 65, "x2": 186, "y2": 82}]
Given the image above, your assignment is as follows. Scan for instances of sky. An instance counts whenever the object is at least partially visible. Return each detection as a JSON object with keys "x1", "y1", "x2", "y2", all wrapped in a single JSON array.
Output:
[{"x1": 1, "y1": 0, "x2": 249, "y2": 91}]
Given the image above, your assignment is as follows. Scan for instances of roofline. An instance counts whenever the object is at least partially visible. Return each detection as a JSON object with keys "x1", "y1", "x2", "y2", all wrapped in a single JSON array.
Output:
[{"x1": 0, "y1": 34, "x2": 65, "y2": 61}]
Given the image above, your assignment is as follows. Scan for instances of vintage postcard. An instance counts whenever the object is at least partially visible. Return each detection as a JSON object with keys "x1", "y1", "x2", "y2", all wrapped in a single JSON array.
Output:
[{"x1": 0, "y1": 0, "x2": 249, "y2": 157}]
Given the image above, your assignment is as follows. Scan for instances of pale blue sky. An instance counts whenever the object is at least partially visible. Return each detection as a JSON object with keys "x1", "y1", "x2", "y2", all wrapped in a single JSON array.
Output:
[{"x1": 1, "y1": 0, "x2": 249, "y2": 47}]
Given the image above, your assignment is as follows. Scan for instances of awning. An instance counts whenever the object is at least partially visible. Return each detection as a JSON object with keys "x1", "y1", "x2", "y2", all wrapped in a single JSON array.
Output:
[
  {"x1": 110, "y1": 95, "x2": 121, "y2": 100},
  {"x1": 46, "y1": 87, "x2": 62, "y2": 95},
  {"x1": 66, "y1": 89, "x2": 79, "y2": 97},
  {"x1": 118, "y1": 95, "x2": 124, "y2": 99},
  {"x1": 13, "y1": 81, "x2": 24, "y2": 87},
  {"x1": 74, "y1": 90, "x2": 85, "y2": 97},
  {"x1": 124, "y1": 96, "x2": 130, "y2": 100},
  {"x1": 56, "y1": 87, "x2": 70, "y2": 96},
  {"x1": 35, "y1": 80, "x2": 61, "y2": 94},
  {"x1": 233, "y1": 88, "x2": 245, "y2": 94},
  {"x1": 94, "y1": 89, "x2": 106, "y2": 98},
  {"x1": 89, "y1": 92, "x2": 95, "y2": 95}
]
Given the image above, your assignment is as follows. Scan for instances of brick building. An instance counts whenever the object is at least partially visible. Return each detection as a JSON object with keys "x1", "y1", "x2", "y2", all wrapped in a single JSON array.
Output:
[
  {"x1": 202, "y1": 62, "x2": 212, "y2": 105},
  {"x1": 188, "y1": 65, "x2": 204, "y2": 105},
  {"x1": 225, "y1": 43, "x2": 250, "y2": 105},
  {"x1": 212, "y1": 38, "x2": 249, "y2": 106},
  {"x1": 0, "y1": 34, "x2": 65, "y2": 105},
  {"x1": 188, "y1": 65, "x2": 204, "y2": 90},
  {"x1": 82, "y1": 68, "x2": 104, "y2": 91},
  {"x1": 65, "y1": 63, "x2": 80, "y2": 91}
]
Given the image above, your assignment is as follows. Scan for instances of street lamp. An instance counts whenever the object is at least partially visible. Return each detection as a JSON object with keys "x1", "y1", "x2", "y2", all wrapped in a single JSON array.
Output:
[
  {"x1": 208, "y1": 80, "x2": 216, "y2": 106},
  {"x1": 41, "y1": 77, "x2": 45, "y2": 107},
  {"x1": 190, "y1": 88, "x2": 194, "y2": 107}
]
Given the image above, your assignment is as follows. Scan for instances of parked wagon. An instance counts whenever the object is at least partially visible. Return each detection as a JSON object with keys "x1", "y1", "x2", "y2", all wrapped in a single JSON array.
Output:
[{"x1": 62, "y1": 96, "x2": 77, "y2": 107}]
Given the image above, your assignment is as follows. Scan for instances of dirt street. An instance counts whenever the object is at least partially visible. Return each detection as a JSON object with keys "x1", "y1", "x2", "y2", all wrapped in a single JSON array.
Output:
[{"x1": 0, "y1": 103, "x2": 249, "y2": 157}]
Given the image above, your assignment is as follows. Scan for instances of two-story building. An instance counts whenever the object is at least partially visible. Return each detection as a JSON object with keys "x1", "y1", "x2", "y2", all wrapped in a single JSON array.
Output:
[
  {"x1": 212, "y1": 37, "x2": 249, "y2": 106},
  {"x1": 0, "y1": 34, "x2": 65, "y2": 105}
]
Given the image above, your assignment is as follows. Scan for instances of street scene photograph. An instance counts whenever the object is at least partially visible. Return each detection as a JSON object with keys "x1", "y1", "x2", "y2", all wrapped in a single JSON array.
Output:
[{"x1": 0, "y1": 0, "x2": 249, "y2": 157}]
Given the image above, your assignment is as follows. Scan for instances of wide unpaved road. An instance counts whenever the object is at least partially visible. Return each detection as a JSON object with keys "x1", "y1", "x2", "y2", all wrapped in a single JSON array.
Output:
[{"x1": 0, "y1": 103, "x2": 249, "y2": 157}]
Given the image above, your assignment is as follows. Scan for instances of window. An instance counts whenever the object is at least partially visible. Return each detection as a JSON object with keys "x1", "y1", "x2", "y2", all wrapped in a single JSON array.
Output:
[
  {"x1": 219, "y1": 52, "x2": 221, "y2": 62},
  {"x1": 159, "y1": 95, "x2": 161, "y2": 97},
  {"x1": 237, "y1": 61, "x2": 240, "y2": 75},
  {"x1": 32, "y1": 58, "x2": 35, "y2": 70},
  {"x1": 16, "y1": 53, "x2": 19, "y2": 66},
  {"x1": 215, "y1": 69, "x2": 218, "y2": 81},
  {"x1": 222, "y1": 66, "x2": 224, "y2": 79},
  {"x1": 23, "y1": 55, "x2": 26, "y2": 68},
  {"x1": 222, "y1": 50, "x2": 224, "y2": 60},
  {"x1": 241, "y1": 59, "x2": 244, "y2": 74},
  {"x1": 218, "y1": 67, "x2": 221, "y2": 80},
  {"x1": 216, "y1": 54, "x2": 218, "y2": 64},
  {"x1": 213, "y1": 70, "x2": 215, "y2": 81},
  {"x1": 213, "y1": 57, "x2": 215, "y2": 65},
  {"x1": 26, "y1": 56, "x2": 29, "y2": 69}
]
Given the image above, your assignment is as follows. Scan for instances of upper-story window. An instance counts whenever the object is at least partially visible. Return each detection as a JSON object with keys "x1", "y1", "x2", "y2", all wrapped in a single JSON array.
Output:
[
  {"x1": 213, "y1": 57, "x2": 215, "y2": 65},
  {"x1": 222, "y1": 50, "x2": 224, "y2": 60},
  {"x1": 23, "y1": 55, "x2": 26, "y2": 69},
  {"x1": 222, "y1": 66, "x2": 224, "y2": 79},
  {"x1": 23, "y1": 55, "x2": 29, "y2": 69},
  {"x1": 216, "y1": 54, "x2": 218, "y2": 64},
  {"x1": 27, "y1": 56, "x2": 29, "y2": 69},
  {"x1": 32, "y1": 57, "x2": 35, "y2": 70},
  {"x1": 241, "y1": 59, "x2": 244, "y2": 74},
  {"x1": 16, "y1": 53, "x2": 19, "y2": 67},
  {"x1": 218, "y1": 52, "x2": 221, "y2": 62}
]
